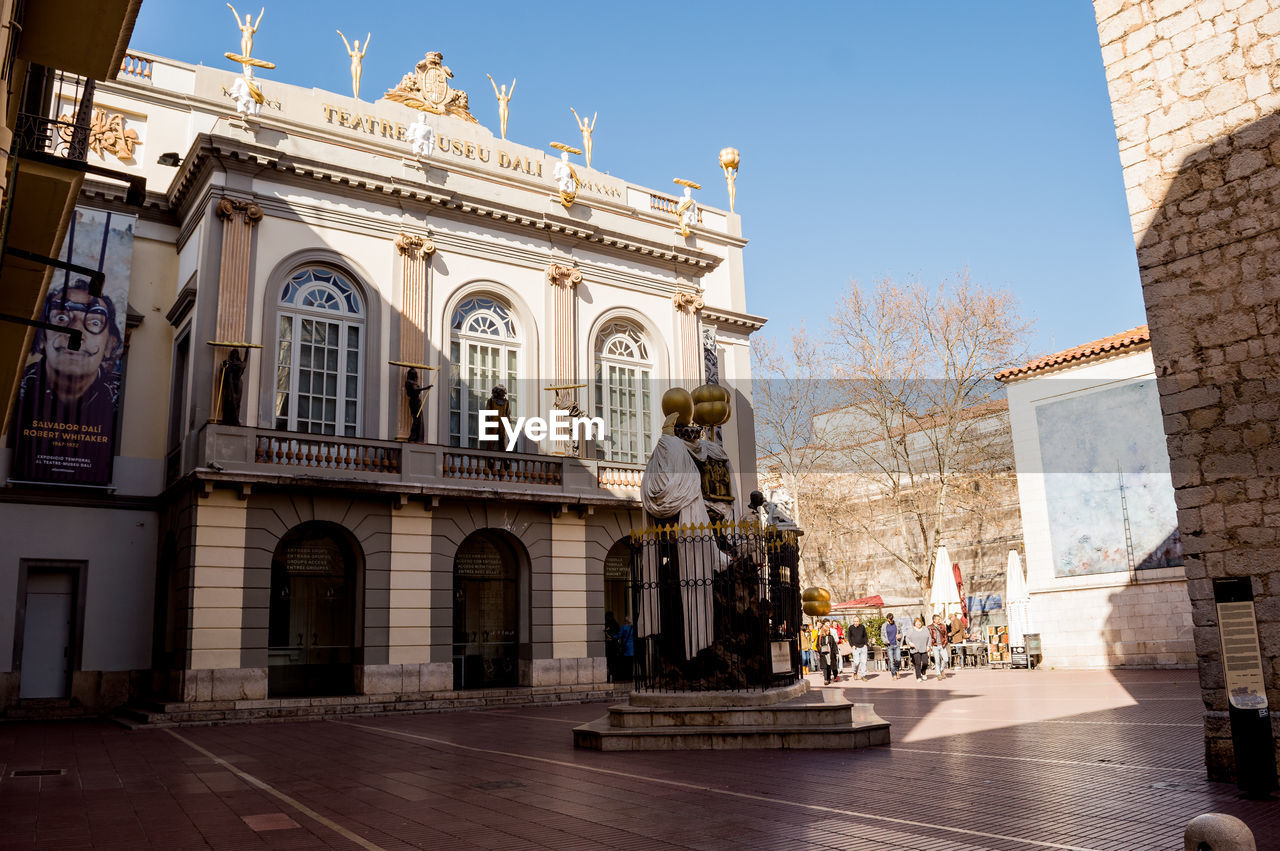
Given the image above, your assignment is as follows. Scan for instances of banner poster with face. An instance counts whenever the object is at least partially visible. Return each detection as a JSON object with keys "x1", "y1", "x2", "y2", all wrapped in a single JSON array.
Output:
[{"x1": 10, "y1": 207, "x2": 136, "y2": 486}]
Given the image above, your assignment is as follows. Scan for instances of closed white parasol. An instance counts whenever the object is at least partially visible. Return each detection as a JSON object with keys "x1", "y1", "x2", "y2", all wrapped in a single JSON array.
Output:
[
  {"x1": 1005, "y1": 550, "x2": 1032, "y2": 646},
  {"x1": 929, "y1": 545, "x2": 961, "y2": 615}
]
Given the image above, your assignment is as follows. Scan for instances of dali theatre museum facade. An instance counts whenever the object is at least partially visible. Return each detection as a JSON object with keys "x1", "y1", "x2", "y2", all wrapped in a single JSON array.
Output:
[{"x1": 0, "y1": 44, "x2": 765, "y2": 716}]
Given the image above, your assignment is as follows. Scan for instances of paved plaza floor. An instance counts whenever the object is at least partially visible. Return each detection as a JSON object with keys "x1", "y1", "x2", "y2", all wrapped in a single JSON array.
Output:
[{"x1": 1, "y1": 668, "x2": 1277, "y2": 851}]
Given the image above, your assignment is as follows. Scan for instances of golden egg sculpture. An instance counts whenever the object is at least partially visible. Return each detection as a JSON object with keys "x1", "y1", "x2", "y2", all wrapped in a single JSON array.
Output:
[
  {"x1": 719, "y1": 147, "x2": 740, "y2": 170},
  {"x1": 801, "y1": 586, "x2": 832, "y2": 617},
  {"x1": 691, "y1": 383, "x2": 732, "y2": 427},
  {"x1": 661, "y1": 387, "x2": 694, "y2": 425}
]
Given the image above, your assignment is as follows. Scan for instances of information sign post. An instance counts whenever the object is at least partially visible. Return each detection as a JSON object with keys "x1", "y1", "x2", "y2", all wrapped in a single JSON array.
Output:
[{"x1": 1213, "y1": 577, "x2": 1277, "y2": 798}]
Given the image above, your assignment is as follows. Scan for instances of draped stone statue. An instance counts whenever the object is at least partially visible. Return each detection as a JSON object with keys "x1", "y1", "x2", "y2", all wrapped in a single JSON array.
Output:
[
  {"x1": 405, "y1": 367, "x2": 429, "y2": 443},
  {"x1": 218, "y1": 348, "x2": 248, "y2": 426}
]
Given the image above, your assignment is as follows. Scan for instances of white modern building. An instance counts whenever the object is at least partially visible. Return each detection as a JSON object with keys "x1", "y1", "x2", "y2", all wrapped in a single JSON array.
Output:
[{"x1": 998, "y1": 325, "x2": 1193, "y2": 668}]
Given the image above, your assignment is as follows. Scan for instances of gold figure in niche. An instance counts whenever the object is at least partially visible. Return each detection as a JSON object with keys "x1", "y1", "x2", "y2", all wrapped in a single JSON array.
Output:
[
  {"x1": 337, "y1": 30, "x2": 371, "y2": 100},
  {"x1": 570, "y1": 108, "x2": 596, "y2": 169},
  {"x1": 487, "y1": 75, "x2": 515, "y2": 140}
]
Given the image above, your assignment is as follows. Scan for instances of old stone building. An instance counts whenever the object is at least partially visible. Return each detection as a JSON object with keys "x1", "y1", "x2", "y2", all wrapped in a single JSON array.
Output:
[
  {"x1": 766, "y1": 400, "x2": 1022, "y2": 623},
  {"x1": 0, "y1": 46, "x2": 764, "y2": 717},
  {"x1": 1094, "y1": 0, "x2": 1280, "y2": 780}
]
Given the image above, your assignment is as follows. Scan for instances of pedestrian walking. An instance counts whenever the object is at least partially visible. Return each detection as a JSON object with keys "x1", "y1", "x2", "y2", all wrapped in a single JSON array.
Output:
[
  {"x1": 616, "y1": 616, "x2": 634, "y2": 681},
  {"x1": 929, "y1": 613, "x2": 951, "y2": 680},
  {"x1": 817, "y1": 625, "x2": 839, "y2": 685},
  {"x1": 905, "y1": 616, "x2": 931, "y2": 681},
  {"x1": 604, "y1": 611, "x2": 620, "y2": 682},
  {"x1": 800, "y1": 624, "x2": 813, "y2": 674},
  {"x1": 829, "y1": 620, "x2": 845, "y2": 676},
  {"x1": 880, "y1": 613, "x2": 901, "y2": 679},
  {"x1": 847, "y1": 615, "x2": 869, "y2": 681}
]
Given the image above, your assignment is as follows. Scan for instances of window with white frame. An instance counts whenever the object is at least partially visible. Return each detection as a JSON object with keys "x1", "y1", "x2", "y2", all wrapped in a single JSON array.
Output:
[
  {"x1": 594, "y1": 321, "x2": 651, "y2": 463},
  {"x1": 273, "y1": 268, "x2": 364, "y2": 436},
  {"x1": 450, "y1": 295, "x2": 520, "y2": 447}
]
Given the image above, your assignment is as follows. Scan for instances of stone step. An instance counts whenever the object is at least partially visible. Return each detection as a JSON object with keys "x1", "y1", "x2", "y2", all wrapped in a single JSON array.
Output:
[
  {"x1": 575, "y1": 692, "x2": 891, "y2": 751},
  {"x1": 572, "y1": 715, "x2": 891, "y2": 751},
  {"x1": 109, "y1": 684, "x2": 633, "y2": 728},
  {"x1": 606, "y1": 702, "x2": 862, "y2": 729}
]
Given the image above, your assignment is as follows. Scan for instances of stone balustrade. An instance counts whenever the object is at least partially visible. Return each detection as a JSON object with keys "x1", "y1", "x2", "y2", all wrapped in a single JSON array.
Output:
[
  {"x1": 119, "y1": 53, "x2": 153, "y2": 81},
  {"x1": 186, "y1": 423, "x2": 638, "y2": 505}
]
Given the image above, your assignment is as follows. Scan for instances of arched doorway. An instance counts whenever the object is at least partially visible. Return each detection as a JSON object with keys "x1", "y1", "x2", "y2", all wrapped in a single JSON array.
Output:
[
  {"x1": 453, "y1": 531, "x2": 523, "y2": 689},
  {"x1": 603, "y1": 537, "x2": 634, "y2": 682},
  {"x1": 268, "y1": 522, "x2": 360, "y2": 697}
]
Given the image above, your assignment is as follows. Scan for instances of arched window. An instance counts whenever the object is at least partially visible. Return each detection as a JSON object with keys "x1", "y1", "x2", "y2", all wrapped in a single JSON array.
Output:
[
  {"x1": 594, "y1": 321, "x2": 651, "y2": 463},
  {"x1": 273, "y1": 268, "x2": 364, "y2": 436},
  {"x1": 450, "y1": 295, "x2": 520, "y2": 447}
]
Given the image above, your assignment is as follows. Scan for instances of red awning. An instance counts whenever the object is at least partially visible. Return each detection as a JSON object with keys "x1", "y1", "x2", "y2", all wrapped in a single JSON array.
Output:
[{"x1": 830, "y1": 595, "x2": 885, "y2": 610}]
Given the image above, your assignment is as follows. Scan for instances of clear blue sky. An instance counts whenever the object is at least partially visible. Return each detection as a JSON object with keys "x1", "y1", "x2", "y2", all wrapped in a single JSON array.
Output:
[{"x1": 129, "y1": 1, "x2": 1144, "y2": 357}]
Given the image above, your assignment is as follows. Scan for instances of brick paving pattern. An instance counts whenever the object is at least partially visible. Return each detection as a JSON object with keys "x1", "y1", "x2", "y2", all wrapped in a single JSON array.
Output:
[{"x1": 2, "y1": 669, "x2": 1277, "y2": 850}]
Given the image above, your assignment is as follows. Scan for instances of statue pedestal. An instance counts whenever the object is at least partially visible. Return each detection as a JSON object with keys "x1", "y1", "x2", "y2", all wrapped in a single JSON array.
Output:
[{"x1": 572, "y1": 681, "x2": 891, "y2": 751}]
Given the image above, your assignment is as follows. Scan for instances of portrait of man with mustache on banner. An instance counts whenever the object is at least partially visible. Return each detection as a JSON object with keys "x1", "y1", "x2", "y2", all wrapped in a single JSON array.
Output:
[{"x1": 10, "y1": 208, "x2": 134, "y2": 486}]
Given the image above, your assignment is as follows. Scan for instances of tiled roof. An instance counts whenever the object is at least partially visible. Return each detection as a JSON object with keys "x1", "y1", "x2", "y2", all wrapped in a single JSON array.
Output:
[{"x1": 995, "y1": 325, "x2": 1150, "y2": 381}]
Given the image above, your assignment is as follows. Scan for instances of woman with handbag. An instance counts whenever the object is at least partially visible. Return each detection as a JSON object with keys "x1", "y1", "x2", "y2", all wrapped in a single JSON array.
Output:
[
  {"x1": 817, "y1": 625, "x2": 839, "y2": 685},
  {"x1": 904, "y1": 616, "x2": 931, "y2": 682}
]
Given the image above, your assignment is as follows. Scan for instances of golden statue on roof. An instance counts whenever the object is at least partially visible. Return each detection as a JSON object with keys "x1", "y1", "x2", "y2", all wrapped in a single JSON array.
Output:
[
  {"x1": 224, "y1": 4, "x2": 276, "y2": 69},
  {"x1": 570, "y1": 108, "x2": 596, "y2": 168},
  {"x1": 337, "y1": 30, "x2": 370, "y2": 100},
  {"x1": 488, "y1": 75, "x2": 515, "y2": 140},
  {"x1": 384, "y1": 51, "x2": 477, "y2": 123}
]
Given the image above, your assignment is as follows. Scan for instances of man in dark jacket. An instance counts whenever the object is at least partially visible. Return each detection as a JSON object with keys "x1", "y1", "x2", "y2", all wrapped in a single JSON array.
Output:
[
  {"x1": 880, "y1": 614, "x2": 901, "y2": 678},
  {"x1": 847, "y1": 615, "x2": 869, "y2": 681}
]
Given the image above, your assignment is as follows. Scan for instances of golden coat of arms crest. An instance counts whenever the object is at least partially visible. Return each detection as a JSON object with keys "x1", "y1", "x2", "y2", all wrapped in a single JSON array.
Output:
[{"x1": 384, "y1": 51, "x2": 478, "y2": 123}]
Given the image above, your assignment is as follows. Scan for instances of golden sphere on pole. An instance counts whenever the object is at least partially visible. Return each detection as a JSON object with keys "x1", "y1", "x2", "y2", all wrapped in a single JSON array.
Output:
[
  {"x1": 802, "y1": 587, "x2": 831, "y2": 603},
  {"x1": 803, "y1": 600, "x2": 832, "y2": 617},
  {"x1": 801, "y1": 586, "x2": 832, "y2": 617},
  {"x1": 661, "y1": 387, "x2": 694, "y2": 425},
  {"x1": 691, "y1": 383, "x2": 732, "y2": 427}
]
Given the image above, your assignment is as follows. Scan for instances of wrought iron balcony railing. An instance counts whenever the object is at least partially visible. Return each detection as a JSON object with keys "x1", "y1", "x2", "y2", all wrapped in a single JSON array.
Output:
[{"x1": 13, "y1": 65, "x2": 95, "y2": 163}]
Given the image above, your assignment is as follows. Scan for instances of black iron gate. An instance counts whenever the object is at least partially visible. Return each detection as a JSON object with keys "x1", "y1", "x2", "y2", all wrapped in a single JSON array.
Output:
[{"x1": 629, "y1": 521, "x2": 801, "y2": 692}]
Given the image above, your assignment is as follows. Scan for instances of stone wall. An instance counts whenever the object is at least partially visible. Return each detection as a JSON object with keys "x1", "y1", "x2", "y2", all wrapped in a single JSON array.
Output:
[
  {"x1": 1029, "y1": 578, "x2": 1194, "y2": 668},
  {"x1": 1093, "y1": 0, "x2": 1280, "y2": 780}
]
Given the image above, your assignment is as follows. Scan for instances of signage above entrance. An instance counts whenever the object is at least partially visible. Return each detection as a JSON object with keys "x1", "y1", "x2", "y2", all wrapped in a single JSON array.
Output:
[
  {"x1": 284, "y1": 541, "x2": 342, "y2": 575},
  {"x1": 455, "y1": 544, "x2": 507, "y2": 579}
]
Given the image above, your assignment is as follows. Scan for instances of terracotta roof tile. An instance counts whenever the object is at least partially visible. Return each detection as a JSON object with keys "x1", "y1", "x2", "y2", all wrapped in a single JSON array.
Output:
[{"x1": 995, "y1": 325, "x2": 1150, "y2": 381}]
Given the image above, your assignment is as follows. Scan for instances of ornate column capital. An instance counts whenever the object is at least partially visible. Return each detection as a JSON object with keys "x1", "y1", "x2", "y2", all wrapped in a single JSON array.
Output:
[
  {"x1": 216, "y1": 197, "x2": 264, "y2": 224},
  {"x1": 395, "y1": 232, "x2": 437, "y2": 259},
  {"x1": 673, "y1": 291, "x2": 705, "y2": 313},
  {"x1": 546, "y1": 262, "x2": 583, "y2": 288}
]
